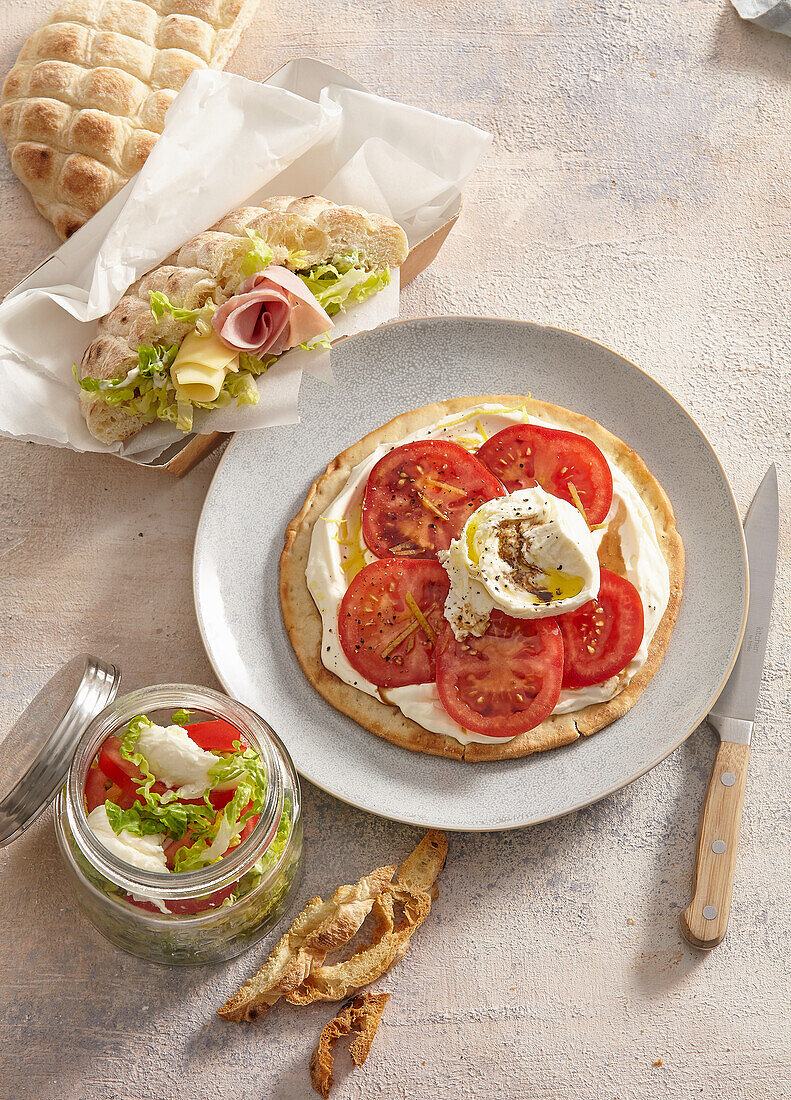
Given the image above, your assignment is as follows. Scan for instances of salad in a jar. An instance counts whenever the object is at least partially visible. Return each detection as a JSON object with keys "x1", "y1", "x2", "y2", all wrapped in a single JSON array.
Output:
[{"x1": 83, "y1": 709, "x2": 288, "y2": 915}]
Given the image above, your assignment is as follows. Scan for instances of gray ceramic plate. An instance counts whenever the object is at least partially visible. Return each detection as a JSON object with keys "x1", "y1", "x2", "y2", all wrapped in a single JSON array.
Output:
[{"x1": 193, "y1": 317, "x2": 747, "y2": 831}]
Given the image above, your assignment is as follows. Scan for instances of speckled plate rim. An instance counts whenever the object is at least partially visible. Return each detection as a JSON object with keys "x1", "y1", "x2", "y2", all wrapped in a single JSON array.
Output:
[{"x1": 192, "y1": 316, "x2": 748, "y2": 831}]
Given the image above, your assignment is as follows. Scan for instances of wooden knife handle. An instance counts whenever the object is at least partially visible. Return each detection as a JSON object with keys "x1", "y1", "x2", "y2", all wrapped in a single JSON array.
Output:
[{"x1": 680, "y1": 740, "x2": 750, "y2": 949}]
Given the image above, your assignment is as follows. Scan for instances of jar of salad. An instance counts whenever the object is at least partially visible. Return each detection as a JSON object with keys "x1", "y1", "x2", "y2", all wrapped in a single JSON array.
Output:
[{"x1": 55, "y1": 683, "x2": 302, "y2": 965}]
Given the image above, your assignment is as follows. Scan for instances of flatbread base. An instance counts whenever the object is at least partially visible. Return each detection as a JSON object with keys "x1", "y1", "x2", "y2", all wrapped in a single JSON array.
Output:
[{"x1": 279, "y1": 396, "x2": 684, "y2": 763}]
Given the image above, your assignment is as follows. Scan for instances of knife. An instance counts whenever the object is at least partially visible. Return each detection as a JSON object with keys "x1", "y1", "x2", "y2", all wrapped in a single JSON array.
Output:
[{"x1": 680, "y1": 465, "x2": 779, "y2": 950}]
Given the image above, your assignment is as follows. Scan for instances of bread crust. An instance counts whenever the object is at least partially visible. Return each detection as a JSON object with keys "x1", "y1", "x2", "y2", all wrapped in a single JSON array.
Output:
[
  {"x1": 1, "y1": 0, "x2": 263, "y2": 238},
  {"x1": 279, "y1": 395, "x2": 685, "y2": 763}
]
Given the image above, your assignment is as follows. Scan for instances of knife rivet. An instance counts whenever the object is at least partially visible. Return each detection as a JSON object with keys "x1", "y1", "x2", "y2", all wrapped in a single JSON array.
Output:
[
  {"x1": 712, "y1": 840, "x2": 727, "y2": 854},
  {"x1": 721, "y1": 772, "x2": 737, "y2": 787},
  {"x1": 702, "y1": 905, "x2": 718, "y2": 920}
]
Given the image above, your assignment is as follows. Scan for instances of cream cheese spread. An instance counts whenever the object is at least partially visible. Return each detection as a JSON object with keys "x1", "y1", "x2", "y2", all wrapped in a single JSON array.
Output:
[{"x1": 305, "y1": 403, "x2": 671, "y2": 745}]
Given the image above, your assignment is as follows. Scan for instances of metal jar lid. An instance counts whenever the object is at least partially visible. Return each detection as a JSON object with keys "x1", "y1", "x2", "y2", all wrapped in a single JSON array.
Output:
[{"x1": 0, "y1": 655, "x2": 120, "y2": 848}]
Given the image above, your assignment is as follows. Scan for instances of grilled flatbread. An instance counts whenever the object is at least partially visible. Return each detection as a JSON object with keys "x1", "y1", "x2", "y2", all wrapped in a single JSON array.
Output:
[{"x1": 280, "y1": 396, "x2": 684, "y2": 762}]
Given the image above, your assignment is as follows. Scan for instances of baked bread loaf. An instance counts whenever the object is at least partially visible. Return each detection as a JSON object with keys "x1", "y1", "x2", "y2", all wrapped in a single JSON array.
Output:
[
  {"x1": 77, "y1": 195, "x2": 410, "y2": 444},
  {"x1": 0, "y1": 0, "x2": 262, "y2": 239}
]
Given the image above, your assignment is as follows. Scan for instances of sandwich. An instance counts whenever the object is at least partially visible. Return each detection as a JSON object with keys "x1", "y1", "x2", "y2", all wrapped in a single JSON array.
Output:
[{"x1": 75, "y1": 195, "x2": 409, "y2": 444}]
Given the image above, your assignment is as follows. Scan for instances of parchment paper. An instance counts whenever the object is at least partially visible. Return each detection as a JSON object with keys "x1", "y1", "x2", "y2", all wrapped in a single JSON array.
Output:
[{"x1": 0, "y1": 59, "x2": 490, "y2": 463}]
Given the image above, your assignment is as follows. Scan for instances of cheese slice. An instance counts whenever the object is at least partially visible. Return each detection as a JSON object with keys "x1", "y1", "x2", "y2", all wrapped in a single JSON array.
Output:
[{"x1": 171, "y1": 329, "x2": 240, "y2": 403}]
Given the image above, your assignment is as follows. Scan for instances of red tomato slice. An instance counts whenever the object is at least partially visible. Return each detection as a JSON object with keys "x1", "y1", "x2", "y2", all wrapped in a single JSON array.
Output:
[
  {"x1": 97, "y1": 736, "x2": 170, "y2": 800},
  {"x1": 98, "y1": 736, "x2": 144, "y2": 793},
  {"x1": 435, "y1": 611, "x2": 564, "y2": 737},
  {"x1": 84, "y1": 765, "x2": 112, "y2": 811},
  {"x1": 185, "y1": 719, "x2": 247, "y2": 753},
  {"x1": 362, "y1": 439, "x2": 506, "y2": 559},
  {"x1": 558, "y1": 568, "x2": 644, "y2": 688},
  {"x1": 339, "y1": 558, "x2": 450, "y2": 688},
  {"x1": 476, "y1": 423, "x2": 613, "y2": 525},
  {"x1": 126, "y1": 884, "x2": 236, "y2": 915}
]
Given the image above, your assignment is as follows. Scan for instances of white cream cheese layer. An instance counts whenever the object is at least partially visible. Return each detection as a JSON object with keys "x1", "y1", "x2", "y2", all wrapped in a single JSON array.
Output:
[{"x1": 305, "y1": 403, "x2": 671, "y2": 745}]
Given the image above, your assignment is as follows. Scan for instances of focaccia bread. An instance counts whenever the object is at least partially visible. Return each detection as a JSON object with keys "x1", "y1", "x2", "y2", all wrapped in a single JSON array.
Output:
[
  {"x1": 280, "y1": 396, "x2": 685, "y2": 763},
  {"x1": 0, "y1": 0, "x2": 262, "y2": 239},
  {"x1": 77, "y1": 195, "x2": 409, "y2": 444}
]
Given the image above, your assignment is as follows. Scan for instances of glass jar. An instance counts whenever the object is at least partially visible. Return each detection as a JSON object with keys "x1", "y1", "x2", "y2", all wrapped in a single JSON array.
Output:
[{"x1": 55, "y1": 684, "x2": 302, "y2": 966}]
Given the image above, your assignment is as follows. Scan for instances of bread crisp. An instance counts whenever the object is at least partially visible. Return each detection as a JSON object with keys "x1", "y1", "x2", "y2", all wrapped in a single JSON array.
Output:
[
  {"x1": 279, "y1": 396, "x2": 685, "y2": 763},
  {"x1": 0, "y1": 0, "x2": 262, "y2": 238},
  {"x1": 310, "y1": 994, "x2": 391, "y2": 1099},
  {"x1": 77, "y1": 195, "x2": 409, "y2": 444}
]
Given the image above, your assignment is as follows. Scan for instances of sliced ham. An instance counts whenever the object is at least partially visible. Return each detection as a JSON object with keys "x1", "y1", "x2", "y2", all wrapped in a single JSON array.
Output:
[{"x1": 212, "y1": 267, "x2": 333, "y2": 357}]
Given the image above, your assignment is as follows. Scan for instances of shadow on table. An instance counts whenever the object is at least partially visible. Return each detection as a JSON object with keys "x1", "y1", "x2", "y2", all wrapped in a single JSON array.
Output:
[{"x1": 626, "y1": 723, "x2": 715, "y2": 996}]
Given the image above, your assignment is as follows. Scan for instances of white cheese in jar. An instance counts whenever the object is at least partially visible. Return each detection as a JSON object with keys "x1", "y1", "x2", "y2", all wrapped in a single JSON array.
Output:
[{"x1": 86, "y1": 804, "x2": 168, "y2": 873}]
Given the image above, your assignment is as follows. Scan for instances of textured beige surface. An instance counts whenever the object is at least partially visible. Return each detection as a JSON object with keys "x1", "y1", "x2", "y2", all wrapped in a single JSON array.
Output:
[{"x1": 0, "y1": 1, "x2": 790, "y2": 1098}]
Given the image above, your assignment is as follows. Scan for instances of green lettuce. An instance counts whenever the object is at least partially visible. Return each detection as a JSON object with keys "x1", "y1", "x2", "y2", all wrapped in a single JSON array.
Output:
[
  {"x1": 149, "y1": 291, "x2": 201, "y2": 325},
  {"x1": 105, "y1": 792, "x2": 215, "y2": 842},
  {"x1": 241, "y1": 229, "x2": 310, "y2": 278},
  {"x1": 297, "y1": 252, "x2": 391, "y2": 316},
  {"x1": 173, "y1": 776, "x2": 265, "y2": 872},
  {"x1": 241, "y1": 229, "x2": 275, "y2": 277},
  {"x1": 223, "y1": 799, "x2": 293, "y2": 906}
]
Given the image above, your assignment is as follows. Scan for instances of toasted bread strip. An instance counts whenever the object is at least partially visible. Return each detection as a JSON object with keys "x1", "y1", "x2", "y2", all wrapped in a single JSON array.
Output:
[
  {"x1": 217, "y1": 865, "x2": 395, "y2": 1023},
  {"x1": 310, "y1": 993, "x2": 391, "y2": 1098},
  {"x1": 287, "y1": 830, "x2": 447, "y2": 1005}
]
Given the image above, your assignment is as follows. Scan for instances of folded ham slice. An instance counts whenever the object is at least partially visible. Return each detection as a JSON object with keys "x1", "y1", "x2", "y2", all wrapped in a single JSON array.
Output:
[{"x1": 212, "y1": 268, "x2": 333, "y2": 357}]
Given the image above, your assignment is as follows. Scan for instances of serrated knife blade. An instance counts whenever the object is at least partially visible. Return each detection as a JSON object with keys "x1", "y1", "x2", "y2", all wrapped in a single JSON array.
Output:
[{"x1": 708, "y1": 464, "x2": 779, "y2": 742}]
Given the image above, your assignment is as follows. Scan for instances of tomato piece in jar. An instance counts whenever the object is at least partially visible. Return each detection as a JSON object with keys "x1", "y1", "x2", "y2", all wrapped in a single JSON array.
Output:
[
  {"x1": 362, "y1": 439, "x2": 506, "y2": 559},
  {"x1": 339, "y1": 558, "x2": 450, "y2": 688},
  {"x1": 435, "y1": 611, "x2": 564, "y2": 737},
  {"x1": 184, "y1": 719, "x2": 247, "y2": 753},
  {"x1": 84, "y1": 765, "x2": 136, "y2": 812},
  {"x1": 476, "y1": 423, "x2": 613, "y2": 525},
  {"x1": 97, "y1": 735, "x2": 170, "y2": 800},
  {"x1": 557, "y1": 568, "x2": 644, "y2": 689},
  {"x1": 126, "y1": 884, "x2": 236, "y2": 915}
]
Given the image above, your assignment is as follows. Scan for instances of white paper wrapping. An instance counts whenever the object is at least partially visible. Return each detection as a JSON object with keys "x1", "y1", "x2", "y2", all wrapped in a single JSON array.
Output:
[
  {"x1": 731, "y1": 0, "x2": 791, "y2": 35},
  {"x1": 0, "y1": 59, "x2": 491, "y2": 463}
]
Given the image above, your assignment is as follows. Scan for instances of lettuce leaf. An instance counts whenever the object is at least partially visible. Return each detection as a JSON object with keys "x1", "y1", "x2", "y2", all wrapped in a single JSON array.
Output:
[
  {"x1": 173, "y1": 779, "x2": 260, "y2": 871},
  {"x1": 297, "y1": 252, "x2": 391, "y2": 316},
  {"x1": 149, "y1": 292, "x2": 201, "y2": 325},
  {"x1": 241, "y1": 229, "x2": 275, "y2": 277},
  {"x1": 105, "y1": 793, "x2": 215, "y2": 842}
]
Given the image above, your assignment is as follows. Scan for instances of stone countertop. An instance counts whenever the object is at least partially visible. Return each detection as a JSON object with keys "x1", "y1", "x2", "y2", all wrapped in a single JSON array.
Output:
[{"x1": 1, "y1": 2, "x2": 789, "y2": 1098}]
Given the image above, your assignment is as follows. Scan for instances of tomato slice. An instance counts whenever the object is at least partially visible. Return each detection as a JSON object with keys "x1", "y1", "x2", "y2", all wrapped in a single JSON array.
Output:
[
  {"x1": 84, "y1": 765, "x2": 136, "y2": 812},
  {"x1": 362, "y1": 439, "x2": 506, "y2": 559},
  {"x1": 435, "y1": 611, "x2": 564, "y2": 737},
  {"x1": 476, "y1": 423, "x2": 613, "y2": 525},
  {"x1": 98, "y1": 736, "x2": 144, "y2": 793},
  {"x1": 339, "y1": 558, "x2": 450, "y2": 688},
  {"x1": 185, "y1": 719, "x2": 247, "y2": 753},
  {"x1": 557, "y1": 568, "x2": 644, "y2": 688},
  {"x1": 126, "y1": 884, "x2": 236, "y2": 915}
]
